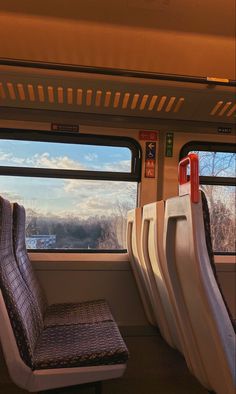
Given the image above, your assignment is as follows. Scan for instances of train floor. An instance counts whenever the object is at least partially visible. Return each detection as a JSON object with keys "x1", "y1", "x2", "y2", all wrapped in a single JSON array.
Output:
[{"x1": 0, "y1": 332, "x2": 208, "y2": 394}]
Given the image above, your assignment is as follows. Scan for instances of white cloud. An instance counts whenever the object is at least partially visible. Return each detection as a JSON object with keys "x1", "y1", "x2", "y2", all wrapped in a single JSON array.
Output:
[
  {"x1": 0, "y1": 151, "x2": 86, "y2": 170},
  {"x1": 62, "y1": 179, "x2": 137, "y2": 218},
  {"x1": 84, "y1": 153, "x2": 98, "y2": 161},
  {"x1": 102, "y1": 160, "x2": 130, "y2": 172},
  {"x1": 0, "y1": 150, "x2": 136, "y2": 219},
  {"x1": 28, "y1": 152, "x2": 86, "y2": 170},
  {"x1": 0, "y1": 151, "x2": 25, "y2": 164}
]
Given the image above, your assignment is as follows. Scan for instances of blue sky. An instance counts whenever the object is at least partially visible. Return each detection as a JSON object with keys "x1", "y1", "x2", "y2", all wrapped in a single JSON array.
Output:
[
  {"x1": 0, "y1": 139, "x2": 131, "y2": 172},
  {"x1": 0, "y1": 139, "x2": 136, "y2": 218}
]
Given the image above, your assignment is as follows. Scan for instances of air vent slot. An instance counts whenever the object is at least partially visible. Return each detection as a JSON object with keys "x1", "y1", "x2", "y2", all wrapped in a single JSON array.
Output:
[
  {"x1": 86, "y1": 89, "x2": 92, "y2": 106},
  {"x1": 95, "y1": 90, "x2": 102, "y2": 107},
  {"x1": 28, "y1": 84, "x2": 35, "y2": 101},
  {"x1": 104, "y1": 91, "x2": 111, "y2": 107},
  {"x1": 47, "y1": 86, "x2": 54, "y2": 103},
  {"x1": 131, "y1": 94, "x2": 139, "y2": 110},
  {"x1": 122, "y1": 93, "x2": 130, "y2": 109},
  {"x1": 148, "y1": 95, "x2": 158, "y2": 111},
  {"x1": 17, "y1": 84, "x2": 26, "y2": 101},
  {"x1": 7, "y1": 82, "x2": 16, "y2": 100},
  {"x1": 157, "y1": 96, "x2": 167, "y2": 111},
  {"x1": 139, "y1": 94, "x2": 149, "y2": 110},
  {"x1": 77, "y1": 88, "x2": 83, "y2": 105},
  {"x1": 165, "y1": 97, "x2": 176, "y2": 112},
  {"x1": 227, "y1": 103, "x2": 236, "y2": 117},
  {"x1": 210, "y1": 100, "x2": 236, "y2": 117},
  {"x1": 57, "y1": 87, "x2": 64, "y2": 104},
  {"x1": 67, "y1": 88, "x2": 73, "y2": 104},
  {"x1": 37, "y1": 85, "x2": 45, "y2": 102},
  {"x1": 174, "y1": 97, "x2": 185, "y2": 113},
  {"x1": 113, "y1": 92, "x2": 121, "y2": 108}
]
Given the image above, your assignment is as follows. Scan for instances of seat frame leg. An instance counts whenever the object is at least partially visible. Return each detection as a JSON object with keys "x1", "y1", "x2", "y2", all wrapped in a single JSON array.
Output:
[{"x1": 95, "y1": 381, "x2": 102, "y2": 394}]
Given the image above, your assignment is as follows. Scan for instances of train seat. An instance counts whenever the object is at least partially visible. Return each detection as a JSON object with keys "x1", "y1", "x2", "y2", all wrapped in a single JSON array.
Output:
[
  {"x1": 12, "y1": 202, "x2": 114, "y2": 328},
  {"x1": 141, "y1": 200, "x2": 182, "y2": 351},
  {"x1": 0, "y1": 197, "x2": 128, "y2": 392},
  {"x1": 164, "y1": 181, "x2": 236, "y2": 393},
  {"x1": 126, "y1": 208, "x2": 156, "y2": 326}
]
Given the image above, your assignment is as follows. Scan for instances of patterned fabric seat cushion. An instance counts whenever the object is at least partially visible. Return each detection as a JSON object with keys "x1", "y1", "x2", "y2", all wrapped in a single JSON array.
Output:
[
  {"x1": 44, "y1": 299, "x2": 114, "y2": 328},
  {"x1": 33, "y1": 322, "x2": 129, "y2": 370}
]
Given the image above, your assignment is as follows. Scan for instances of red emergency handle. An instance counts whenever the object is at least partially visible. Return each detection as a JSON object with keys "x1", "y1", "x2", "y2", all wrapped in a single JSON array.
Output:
[{"x1": 178, "y1": 153, "x2": 199, "y2": 203}]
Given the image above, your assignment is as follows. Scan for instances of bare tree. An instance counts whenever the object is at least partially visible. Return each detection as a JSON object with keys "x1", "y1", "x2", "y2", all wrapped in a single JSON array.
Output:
[{"x1": 196, "y1": 151, "x2": 235, "y2": 253}]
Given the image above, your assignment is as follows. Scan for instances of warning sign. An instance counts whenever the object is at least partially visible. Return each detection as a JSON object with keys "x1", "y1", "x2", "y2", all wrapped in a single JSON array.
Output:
[{"x1": 145, "y1": 144, "x2": 156, "y2": 178}]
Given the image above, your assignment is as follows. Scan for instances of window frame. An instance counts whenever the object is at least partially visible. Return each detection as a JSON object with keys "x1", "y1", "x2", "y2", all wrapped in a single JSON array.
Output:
[
  {"x1": 0, "y1": 128, "x2": 141, "y2": 253},
  {"x1": 0, "y1": 128, "x2": 141, "y2": 182},
  {"x1": 180, "y1": 141, "x2": 236, "y2": 255}
]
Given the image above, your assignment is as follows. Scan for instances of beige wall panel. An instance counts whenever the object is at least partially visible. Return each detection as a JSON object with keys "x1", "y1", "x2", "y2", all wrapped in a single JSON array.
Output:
[
  {"x1": 33, "y1": 261, "x2": 148, "y2": 327},
  {"x1": 217, "y1": 271, "x2": 236, "y2": 319}
]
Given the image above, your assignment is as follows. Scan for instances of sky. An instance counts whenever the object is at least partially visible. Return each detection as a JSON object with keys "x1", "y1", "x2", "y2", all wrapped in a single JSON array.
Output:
[
  {"x1": 0, "y1": 139, "x2": 132, "y2": 172},
  {"x1": 0, "y1": 141, "x2": 235, "y2": 219},
  {"x1": 0, "y1": 139, "x2": 137, "y2": 218}
]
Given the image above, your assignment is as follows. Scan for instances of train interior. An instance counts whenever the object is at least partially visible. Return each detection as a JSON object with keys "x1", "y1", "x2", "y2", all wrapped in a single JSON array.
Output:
[{"x1": 0, "y1": 1, "x2": 235, "y2": 394}]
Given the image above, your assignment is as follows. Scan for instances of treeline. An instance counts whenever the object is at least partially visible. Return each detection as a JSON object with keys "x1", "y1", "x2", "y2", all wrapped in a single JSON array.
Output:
[
  {"x1": 26, "y1": 214, "x2": 124, "y2": 249},
  {"x1": 210, "y1": 200, "x2": 235, "y2": 253}
]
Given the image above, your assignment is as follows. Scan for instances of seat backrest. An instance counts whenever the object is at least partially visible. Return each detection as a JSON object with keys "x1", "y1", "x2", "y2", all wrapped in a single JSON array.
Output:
[
  {"x1": 201, "y1": 192, "x2": 236, "y2": 331},
  {"x1": 164, "y1": 192, "x2": 236, "y2": 394},
  {"x1": 0, "y1": 197, "x2": 43, "y2": 368},
  {"x1": 141, "y1": 200, "x2": 182, "y2": 351},
  {"x1": 12, "y1": 203, "x2": 48, "y2": 319},
  {"x1": 126, "y1": 208, "x2": 155, "y2": 325}
]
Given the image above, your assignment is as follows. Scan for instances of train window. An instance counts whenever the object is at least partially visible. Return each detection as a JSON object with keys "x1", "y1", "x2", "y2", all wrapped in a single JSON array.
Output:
[
  {"x1": 180, "y1": 142, "x2": 236, "y2": 254},
  {"x1": 0, "y1": 139, "x2": 132, "y2": 173},
  {"x1": 0, "y1": 130, "x2": 141, "y2": 252}
]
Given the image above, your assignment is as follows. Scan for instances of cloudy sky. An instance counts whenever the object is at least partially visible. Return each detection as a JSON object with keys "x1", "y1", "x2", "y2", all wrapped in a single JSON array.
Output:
[{"x1": 0, "y1": 139, "x2": 137, "y2": 218}]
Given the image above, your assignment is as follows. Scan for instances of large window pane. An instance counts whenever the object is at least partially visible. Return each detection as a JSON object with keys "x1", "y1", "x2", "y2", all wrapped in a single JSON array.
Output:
[
  {"x1": 0, "y1": 139, "x2": 132, "y2": 172},
  {"x1": 201, "y1": 185, "x2": 235, "y2": 253},
  {"x1": 183, "y1": 144, "x2": 236, "y2": 254},
  {"x1": 1, "y1": 176, "x2": 137, "y2": 250},
  {"x1": 192, "y1": 150, "x2": 235, "y2": 178}
]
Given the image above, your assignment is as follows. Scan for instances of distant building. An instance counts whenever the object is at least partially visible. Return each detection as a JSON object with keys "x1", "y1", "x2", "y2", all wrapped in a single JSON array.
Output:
[{"x1": 26, "y1": 235, "x2": 56, "y2": 249}]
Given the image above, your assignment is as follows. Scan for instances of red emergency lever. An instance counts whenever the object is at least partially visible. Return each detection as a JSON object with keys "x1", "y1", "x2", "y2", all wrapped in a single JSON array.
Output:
[{"x1": 178, "y1": 153, "x2": 199, "y2": 203}]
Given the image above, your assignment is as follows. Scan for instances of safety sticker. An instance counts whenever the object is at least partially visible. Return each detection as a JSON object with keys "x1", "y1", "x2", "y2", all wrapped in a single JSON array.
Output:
[
  {"x1": 145, "y1": 143, "x2": 156, "y2": 178},
  {"x1": 145, "y1": 142, "x2": 156, "y2": 160}
]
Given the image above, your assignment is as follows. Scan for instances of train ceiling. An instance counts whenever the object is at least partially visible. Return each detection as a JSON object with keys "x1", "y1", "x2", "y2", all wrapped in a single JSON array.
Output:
[
  {"x1": 0, "y1": 0, "x2": 235, "y2": 79},
  {"x1": 0, "y1": 1, "x2": 235, "y2": 124}
]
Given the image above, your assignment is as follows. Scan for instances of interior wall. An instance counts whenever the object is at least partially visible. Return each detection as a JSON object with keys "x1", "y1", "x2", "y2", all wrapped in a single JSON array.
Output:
[
  {"x1": 31, "y1": 254, "x2": 148, "y2": 327},
  {"x1": 0, "y1": 117, "x2": 235, "y2": 327}
]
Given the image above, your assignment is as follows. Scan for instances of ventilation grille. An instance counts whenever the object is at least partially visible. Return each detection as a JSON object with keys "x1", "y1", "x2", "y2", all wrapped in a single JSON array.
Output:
[
  {"x1": 210, "y1": 100, "x2": 236, "y2": 117},
  {"x1": 0, "y1": 75, "x2": 235, "y2": 124},
  {"x1": 0, "y1": 81, "x2": 186, "y2": 114}
]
